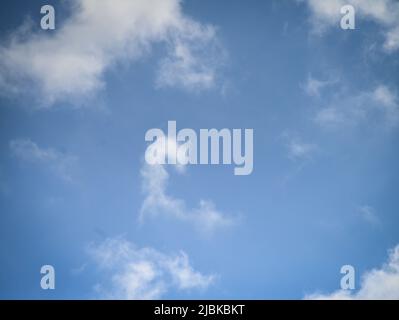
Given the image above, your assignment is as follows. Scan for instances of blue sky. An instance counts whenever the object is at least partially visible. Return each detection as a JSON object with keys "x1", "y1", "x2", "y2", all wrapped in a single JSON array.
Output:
[{"x1": 0, "y1": 0, "x2": 399, "y2": 299}]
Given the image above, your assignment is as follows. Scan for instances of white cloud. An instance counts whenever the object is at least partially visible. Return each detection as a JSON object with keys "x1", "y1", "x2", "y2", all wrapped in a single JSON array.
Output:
[
  {"x1": 302, "y1": 0, "x2": 399, "y2": 51},
  {"x1": 156, "y1": 23, "x2": 225, "y2": 91},
  {"x1": 88, "y1": 237, "x2": 215, "y2": 299},
  {"x1": 373, "y1": 85, "x2": 399, "y2": 126},
  {"x1": 10, "y1": 138, "x2": 77, "y2": 181},
  {"x1": 287, "y1": 139, "x2": 317, "y2": 161},
  {"x1": 358, "y1": 205, "x2": 380, "y2": 226},
  {"x1": 140, "y1": 136, "x2": 235, "y2": 235},
  {"x1": 306, "y1": 244, "x2": 399, "y2": 299},
  {"x1": 314, "y1": 85, "x2": 399, "y2": 129},
  {"x1": 314, "y1": 107, "x2": 346, "y2": 128},
  {"x1": 374, "y1": 85, "x2": 396, "y2": 106},
  {"x1": 303, "y1": 74, "x2": 335, "y2": 97},
  {"x1": 0, "y1": 0, "x2": 224, "y2": 106},
  {"x1": 165, "y1": 250, "x2": 215, "y2": 290},
  {"x1": 282, "y1": 132, "x2": 317, "y2": 161},
  {"x1": 140, "y1": 163, "x2": 234, "y2": 235}
]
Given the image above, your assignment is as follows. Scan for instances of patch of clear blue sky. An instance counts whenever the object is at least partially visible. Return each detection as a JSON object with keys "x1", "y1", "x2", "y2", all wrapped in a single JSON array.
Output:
[{"x1": 0, "y1": 0, "x2": 398, "y2": 299}]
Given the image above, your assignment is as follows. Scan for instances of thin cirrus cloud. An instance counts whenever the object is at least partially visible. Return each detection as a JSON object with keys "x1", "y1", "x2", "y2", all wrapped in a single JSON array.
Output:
[
  {"x1": 314, "y1": 85, "x2": 399, "y2": 128},
  {"x1": 305, "y1": 244, "x2": 399, "y2": 299},
  {"x1": 0, "y1": 0, "x2": 224, "y2": 107},
  {"x1": 156, "y1": 25, "x2": 225, "y2": 91},
  {"x1": 140, "y1": 136, "x2": 235, "y2": 235},
  {"x1": 358, "y1": 205, "x2": 381, "y2": 226},
  {"x1": 302, "y1": 74, "x2": 337, "y2": 98},
  {"x1": 9, "y1": 138, "x2": 77, "y2": 181},
  {"x1": 302, "y1": 0, "x2": 399, "y2": 52},
  {"x1": 88, "y1": 237, "x2": 215, "y2": 300},
  {"x1": 281, "y1": 131, "x2": 317, "y2": 162},
  {"x1": 310, "y1": 83, "x2": 399, "y2": 129},
  {"x1": 287, "y1": 138, "x2": 317, "y2": 161}
]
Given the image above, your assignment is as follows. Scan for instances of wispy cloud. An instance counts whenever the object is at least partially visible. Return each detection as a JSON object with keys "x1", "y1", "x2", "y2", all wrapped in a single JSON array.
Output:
[
  {"x1": 287, "y1": 139, "x2": 317, "y2": 161},
  {"x1": 282, "y1": 132, "x2": 318, "y2": 162},
  {"x1": 314, "y1": 85, "x2": 399, "y2": 129},
  {"x1": 373, "y1": 85, "x2": 399, "y2": 126},
  {"x1": 88, "y1": 237, "x2": 215, "y2": 299},
  {"x1": 156, "y1": 24, "x2": 226, "y2": 91},
  {"x1": 302, "y1": 0, "x2": 399, "y2": 52},
  {"x1": 302, "y1": 74, "x2": 336, "y2": 97},
  {"x1": 305, "y1": 244, "x2": 399, "y2": 299},
  {"x1": 0, "y1": 0, "x2": 225, "y2": 106},
  {"x1": 140, "y1": 136, "x2": 235, "y2": 235},
  {"x1": 358, "y1": 205, "x2": 381, "y2": 226},
  {"x1": 10, "y1": 138, "x2": 77, "y2": 181}
]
